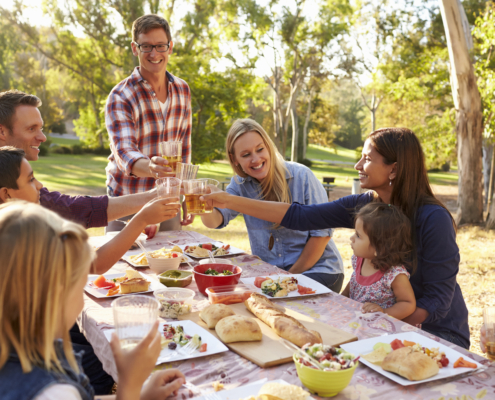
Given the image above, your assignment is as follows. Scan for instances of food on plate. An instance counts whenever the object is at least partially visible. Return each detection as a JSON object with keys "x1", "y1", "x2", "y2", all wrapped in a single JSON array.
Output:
[
  {"x1": 143, "y1": 223, "x2": 158, "y2": 239},
  {"x1": 185, "y1": 243, "x2": 230, "y2": 257},
  {"x1": 381, "y1": 346, "x2": 439, "y2": 381},
  {"x1": 128, "y1": 248, "x2": 187, "y2": 265},
  {"x1": 245, "y1": 293, "x2": 322, "y2": 347},
  {"x1": 93, "y1": 274, "x2": 116, "y2": 289},
  {"x1": 390, "y1": 338, "x2": 405, "y2": 350},
  {"x1": 260, "y1": 277, "x2": 298, "y2": 297},
  {"x1": 297, "y1": 285, "x2": 316, "y2": 295},
  {"x1": 300, "y1": 343, "x2": 358, "y2": 371},
  {"x1": 254, "y1": 277, "x2": 270, "y2": 288},
  {"x1": 91, "y1": 269, "x2": 150, "y2": 296},
  {"x1": 453, "y1": 357, "x2": 477, "y2": 369},
  {"x1": 171, "y1": 245, "x2": 183, "y2": 253},
  {"x1": 215, "y1": 315, "x2": 262, "y2": 343},
  {"x1": 362, "y1": 346, "x2": 390, "y2": 365},
  {"x1": 207, "y1": 287, "x2": 254, "y2": 305},
  {"x1": 212, "y1": 381, "x2": 224, "y2": 391},
  {"x1": 155, "y1": 289, "x2": 193, "y2": 318},
  {"x1": 120, "y1": 278, "x2": 151, "y2": 294},
  {"x1": 258, "y1": 382, "x2": 310, "y2": 400},
  {"x1": 205, "y1": 268, "x2": 233, "y2": 276},
  {"x1": 128, "y1": 252, "x2": 148, "y2": 265},
  {"x1": 162, "y1": 324, "x2": 204, "y2": 351},
  {"x1": 199, "y1": 304, "x2": 236, "y2": 329}
]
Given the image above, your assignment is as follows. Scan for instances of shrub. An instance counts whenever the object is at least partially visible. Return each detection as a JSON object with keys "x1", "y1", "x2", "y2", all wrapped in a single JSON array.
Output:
[
  {"x1": 299, "y1": 158, "x2": 313, "y2": 168},
  {"x1": 39, "y1": 139, "x2": 52, "y2": 157},
  {"x1": 53, "y1": 145, "x2": 72, "y2": 154},
  {"x1": 71, "y1": 144, "x2": 83, "y2": 155}
]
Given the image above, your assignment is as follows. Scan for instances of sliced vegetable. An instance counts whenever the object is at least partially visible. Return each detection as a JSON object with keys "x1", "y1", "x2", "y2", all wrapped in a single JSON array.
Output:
[
  {"x1": 200, "y1": 343, "x2": 207, "y2": 352},
  {"x1": 201, "y1": 243, "x2": 213, "y2": 251},
  {"x1": 403, "y1": 340, "x2": 416, "y2": 347},
  {"x1": 254, "y1": 277, "x2": 270, "y2": 288},
  {"x1": 453, "y1": 357, "x2": 477, "y2": 369},
  {"x1": 94, "y1": 275, "x2": 109, "y2": 288},
  {"x1": 390, "y1": 339, "x2": 405, "y2": 350},
  {"x1": 372, "y1": 342, "x2": 392, "y2": 354}
]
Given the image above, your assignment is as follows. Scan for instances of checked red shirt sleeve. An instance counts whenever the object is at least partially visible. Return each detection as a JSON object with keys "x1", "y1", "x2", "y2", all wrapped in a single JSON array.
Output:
[{"x1": 40, "y1": 188, "x2": 108, "y2": 229}]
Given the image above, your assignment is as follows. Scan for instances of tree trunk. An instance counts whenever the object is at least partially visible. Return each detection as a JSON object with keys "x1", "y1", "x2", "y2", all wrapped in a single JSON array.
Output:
[
  {"x1": 439, "y1": 0, "x2": 484, "y2": 225},
  {"x1": 486, "y1": 145, "x2": 495, "y2": 228},
  {"x1": 302, "y1": 88, "x2": 314, "y2": 159},
  {"x1": 290, "y1": 97, "x2": 299, "y2": 162},
  {"x1": 89, "y1": 88, "x2": 103, "y2": 147},
  {"x1": 483, "y1": 143, "x2": 494, "y2": 206}
]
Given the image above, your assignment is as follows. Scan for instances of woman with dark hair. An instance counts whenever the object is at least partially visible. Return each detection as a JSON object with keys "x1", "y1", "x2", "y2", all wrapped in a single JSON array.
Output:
[{"x1": 203, "y1": 127, "x2": 470, "y2": 349}]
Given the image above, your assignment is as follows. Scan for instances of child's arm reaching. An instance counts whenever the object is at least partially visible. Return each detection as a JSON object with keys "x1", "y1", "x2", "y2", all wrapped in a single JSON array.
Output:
[
  {"x1": 362, "y1": 274, "x2": 416, "y2": 320},
  {"x1": 91, "y1": 197, "x2": 180, "y2": 274}
]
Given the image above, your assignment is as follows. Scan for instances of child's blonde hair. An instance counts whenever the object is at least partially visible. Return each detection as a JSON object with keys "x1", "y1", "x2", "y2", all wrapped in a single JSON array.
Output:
[
  {"x1": 226, "y1": 119, "x2": 291, "y2": 204},
  {"x1": 0, "y1": 201, "x2": 94, "y2": 373}
]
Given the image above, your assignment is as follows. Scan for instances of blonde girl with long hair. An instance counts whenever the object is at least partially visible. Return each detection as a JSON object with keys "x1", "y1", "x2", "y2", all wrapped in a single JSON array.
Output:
[
  {"x1": 199, "y1": 118, "x2": 344, "y2": 291},
  {"x1": 0, "y1": 201, "x2": 185, "y2": 400}
]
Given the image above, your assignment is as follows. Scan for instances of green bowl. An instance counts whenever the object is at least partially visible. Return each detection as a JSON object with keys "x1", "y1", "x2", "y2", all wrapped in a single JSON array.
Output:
[
  {"x1": 293, "y1": 354, "x2": 358, "y2": 397},
  {"x1": 158, "y1": 270, "x2": 193, "y2": 288}
]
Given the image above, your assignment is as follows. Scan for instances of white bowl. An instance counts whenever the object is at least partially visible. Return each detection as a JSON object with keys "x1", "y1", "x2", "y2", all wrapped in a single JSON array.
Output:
[
  {"x1": 198, "y1": 258, "x2": 233, "y2": 265},
  {"x1": 147, "y1": 252, "x2": 182, "y2": 274}
]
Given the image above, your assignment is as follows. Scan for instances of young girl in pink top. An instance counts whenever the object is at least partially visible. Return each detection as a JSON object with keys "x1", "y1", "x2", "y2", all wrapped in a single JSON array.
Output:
[{"x1": 341, "y1": 202, "x2": 416, "y2": 319}]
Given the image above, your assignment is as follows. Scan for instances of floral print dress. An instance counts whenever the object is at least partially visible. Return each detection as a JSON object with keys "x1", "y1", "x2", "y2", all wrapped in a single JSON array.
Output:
[{"x1": 349, "y1": 255, "x2": 409, "y2": 309}]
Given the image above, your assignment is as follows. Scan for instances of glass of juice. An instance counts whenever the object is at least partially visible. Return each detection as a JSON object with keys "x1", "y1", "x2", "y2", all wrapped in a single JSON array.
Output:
[
  {"x1": 112, "y1": 295, "x2": 159, "y2": 351},
  {"x1": 484, "y1": 307, "x2": 495, "y2": 360},
  {"x1": 200, "y1": 178, "x2": 219, "y2": 213},
  {"x1": 156, "y1": 177, "x2": 181, "y2": 205},
  {"x1": 183, "y1": 179, "x2": 208, "y2": 214},
  {"x1": 159, "y1": 141, "x2": 182, "y2": 175}
]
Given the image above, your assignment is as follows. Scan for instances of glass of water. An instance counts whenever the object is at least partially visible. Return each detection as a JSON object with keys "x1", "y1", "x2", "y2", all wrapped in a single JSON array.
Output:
[{"x1": 112, "y1": 295, "x2": 160, "y2": 351}]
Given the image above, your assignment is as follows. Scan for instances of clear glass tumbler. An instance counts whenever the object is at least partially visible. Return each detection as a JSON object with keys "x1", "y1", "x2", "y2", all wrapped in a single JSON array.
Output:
[
  {"x1": 200, "y1": 178, "x2": 219, "y2": 213},
  {"x1": 159, "y1": 141, "x2": 182, "y2": 175},
  {"x1": 156, "y1": 177, "x2": 182, "y2": 205},
  {"x1": 183, "y1": 179, "x2": 208, "y2": 214},
  {"x1": 176, "y1": 162, "x2": 199, "y2": 180}
]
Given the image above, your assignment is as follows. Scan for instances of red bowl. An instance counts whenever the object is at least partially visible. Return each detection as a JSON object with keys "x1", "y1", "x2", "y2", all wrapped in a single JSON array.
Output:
[{"x1": 193, "y1": 263, "x2": 242, "y2": 296}]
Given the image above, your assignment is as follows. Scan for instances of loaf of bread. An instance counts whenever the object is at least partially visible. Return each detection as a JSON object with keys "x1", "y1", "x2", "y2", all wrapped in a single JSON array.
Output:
[
  {"x1": 245, "y1": 293, "x2": 321, "y2": 347},
  {"x1": 199, "y1": 304, "x2": 236, "y2": 329},
  {"x1": 381, "y1": 347, "x2": 439, "y2": 381},
  {"x1": 215, "y1": 315, "x2": 262, "y2": 343},
  {"x1": 120, "y1": 278, "x2": 150, "y2": 294}
]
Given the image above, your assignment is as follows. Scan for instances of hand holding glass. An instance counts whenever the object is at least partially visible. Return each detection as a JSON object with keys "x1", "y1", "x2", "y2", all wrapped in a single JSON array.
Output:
[
  {"x1": 156, "y1": 177, "x2": 181, "y2": 205},
  {"x1": 183, "y1": 179, "x2": 208, "y2": 214},
  {"x1": 159, "y1": 141, "x2": 182, "y2": 175}
]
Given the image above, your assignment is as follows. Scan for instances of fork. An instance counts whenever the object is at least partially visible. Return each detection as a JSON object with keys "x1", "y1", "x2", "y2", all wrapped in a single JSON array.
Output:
[
  {"x1": 181, "y1": 382, "x2": 222, "y2": 400},
  {"x1": 178, "y1": 340, "x2": 201, "y2": 356}
]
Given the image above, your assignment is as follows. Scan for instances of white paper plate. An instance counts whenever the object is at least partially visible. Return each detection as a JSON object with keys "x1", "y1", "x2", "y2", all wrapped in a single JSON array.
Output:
[
  {"x1": 241, "y1": 274, "x2": 332, "y2": 299},
  {"x1": 179, "y1": 242, "x2": 245, "y2": 259},
  {"x1": 103, "y1": 320, "x2": 228, "y2": 365},
  {"x1": 340, "y1": 332, "x2": 483, "y2": 386},
  {"x1": 122, "y1": 248, "x2": 194, "y2": 268},
  {"x1": 195, "y1": 378, "x2": 315, "y2": 400},
  {"x1": 85, "y1": 272, "x2": 162, "y2": 298}
]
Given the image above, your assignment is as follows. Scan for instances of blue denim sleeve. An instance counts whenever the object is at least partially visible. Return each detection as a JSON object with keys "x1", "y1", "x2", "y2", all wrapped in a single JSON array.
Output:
[
  {"x1": 215, "y1": 178, "x2": 242, "y2": 229},
  {"x1": 301, "y1": 167, "x2": 332, "y2": 238},
  {"x1": 281, "y1": 193, "x2": 373, "y2": 231},
  {"x1": 414, "y1": 208, "x2": 460, "y2": 323}
]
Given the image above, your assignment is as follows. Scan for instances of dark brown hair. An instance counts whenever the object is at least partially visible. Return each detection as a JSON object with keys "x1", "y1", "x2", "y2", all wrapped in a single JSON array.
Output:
[
  {"x1": 368, "y1": 127, "x2": 455, "y2": 271},
  {"x1": 0, "y1": 146, "x2": 25, "y2": 190},
  {"x1": 357, "y1": 202, "x2": 413, "y2": 273},
  {"x1": 0, "y1": 90, "x2": 41, "y2": 131},
  {"x1": 132, "y1": 14, "x2": 172, "y2": 43}
]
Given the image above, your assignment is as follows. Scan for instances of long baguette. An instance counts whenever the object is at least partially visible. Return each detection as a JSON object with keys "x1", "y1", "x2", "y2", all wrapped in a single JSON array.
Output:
[{"x1": 245, "y1": 293, "x2": 322, "y2": 347}]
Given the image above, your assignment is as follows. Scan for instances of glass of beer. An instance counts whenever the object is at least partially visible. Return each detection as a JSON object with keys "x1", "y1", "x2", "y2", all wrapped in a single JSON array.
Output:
[
  {"x1": 112, "y1": 295, "x2": 159, "y2": 351},
  {"x1": 159, "y1": 141, "x2": 182, "y2": 175},
  {"x1": 156, "y1": 177, "x2": 181, "y2": 205},
  {"x1": 176, "y1": 162, "x2": 199, "y2": 181},
  {"x1": 484, "y1": 307, "x2": 495, "y2": 360},
  {"x1": 183, "y1": 179, "x2": 208, "y2": 214},
  {"x1": 200, "y1": 178, "x2": 219, "y2": 213}
]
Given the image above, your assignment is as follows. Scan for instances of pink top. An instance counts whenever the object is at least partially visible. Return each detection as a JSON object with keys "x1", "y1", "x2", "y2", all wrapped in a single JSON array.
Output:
[{"x1": 349, "y1": 255, "x2": 410, "y2": 309}]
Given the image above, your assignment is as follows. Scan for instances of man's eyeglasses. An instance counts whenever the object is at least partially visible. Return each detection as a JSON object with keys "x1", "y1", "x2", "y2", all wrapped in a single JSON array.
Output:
[{"x1": 133, "y1": 42, "x2": 171, "y2": 53}]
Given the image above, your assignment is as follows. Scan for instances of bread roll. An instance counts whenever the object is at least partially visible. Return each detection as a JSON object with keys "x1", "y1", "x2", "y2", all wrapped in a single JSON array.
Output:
[
  {"x1": 381, "y1": 346, "x2": 439, "y2": 381},
  {"x1": 215, "y1": 315, "x2": 262, "y2": 343},
  {"x1": 244, "y1": 294, "x2": 321, "y2": 347},
  {"x1": 199, "y1": 304, "x2": 235, "y2": 329}
]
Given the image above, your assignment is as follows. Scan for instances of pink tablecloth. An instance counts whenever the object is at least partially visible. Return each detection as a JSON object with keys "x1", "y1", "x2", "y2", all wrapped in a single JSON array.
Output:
[{"x1": 81, "y1": 231, "x2": 493, "y2": 400}]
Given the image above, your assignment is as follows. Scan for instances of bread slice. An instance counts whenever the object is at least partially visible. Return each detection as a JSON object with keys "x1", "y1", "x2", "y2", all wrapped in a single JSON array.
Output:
[
  {"x1": 120, "y1": 278, "x2": 150, "y2": 294},
  {"x1": 215, "y1": 315, "x2": 262, "y2": 343},
  {"x1": 381, "y1": 346, "x2": 439, "y2": 381},
  {"x1": 199, "y1": 304, "x2": 236, "y2": 329}
]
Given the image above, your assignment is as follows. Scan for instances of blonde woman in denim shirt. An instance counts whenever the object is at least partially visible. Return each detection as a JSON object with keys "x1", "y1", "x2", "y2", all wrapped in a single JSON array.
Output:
[{"x1": 199, "y1": 119, "x2": 344, "y2": 292}]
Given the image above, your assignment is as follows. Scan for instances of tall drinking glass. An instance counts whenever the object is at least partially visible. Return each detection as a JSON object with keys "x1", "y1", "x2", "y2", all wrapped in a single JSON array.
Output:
[
  {"x1": 176, "y1": 162, "x2": 199, "y2": 181},
  {"x1": 159, "y1": 141, "x2": 182, "y2": 175},
  {"x1": 156, "y1": 177, "x2": 181, "y2": 205},
  {"x1": 484, "y1": 307, "x2": 495, "y2": 360},
  {"x1": 200, "y1": 178, "x2": 219, "y2": 213},
  {"x1": 112, "y1": 295, "x2": 159, "y2": 351},
  {"x1": 183, "y1": 179, "x2": 208, "y2": 214}
]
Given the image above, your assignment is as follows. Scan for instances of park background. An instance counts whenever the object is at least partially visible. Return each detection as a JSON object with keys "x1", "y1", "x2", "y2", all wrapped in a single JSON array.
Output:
[{"x1": 2, "y1": 0, "x2": 495, "y2": 356}]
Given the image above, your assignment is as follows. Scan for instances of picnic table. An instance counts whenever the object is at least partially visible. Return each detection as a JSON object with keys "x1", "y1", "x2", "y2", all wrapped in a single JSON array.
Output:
[{"x1": 82, "y1": 231, "x2": 493, "y2": 400}]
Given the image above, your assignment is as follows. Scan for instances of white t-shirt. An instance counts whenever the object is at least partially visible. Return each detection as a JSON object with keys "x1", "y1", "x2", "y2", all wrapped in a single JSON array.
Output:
[
  {"x1": 159, "y1": 97, "x2": 170, "y2": 117},
  {"x1": 34, "y1": 384, "x2": 82, "y2": 400}
]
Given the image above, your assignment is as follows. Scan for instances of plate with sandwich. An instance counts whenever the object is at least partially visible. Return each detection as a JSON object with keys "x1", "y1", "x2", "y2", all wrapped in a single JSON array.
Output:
[
  {"x1": 195, "y1": 379, "x2": 314, "y2": 400},
  {"x1": 85, "y1": 269, "x2": 161, "y2": 298},
  {"x1": 340, "y1": 332, "x2": 483, "y2": 386},
  {"x1": 122, "y1": 246, "x2": 194, "y2": 268},
  {"x1": 241, "y1": 275, "x2": 332, "y2": 299},
  {"x1": 178, "y1": 242, "x2": 245, "y2": 259}
]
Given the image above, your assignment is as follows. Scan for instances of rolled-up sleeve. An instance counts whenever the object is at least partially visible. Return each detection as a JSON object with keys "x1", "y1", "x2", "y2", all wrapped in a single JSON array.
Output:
[
  {"x1": 414, "y1": 209, "x2": 459, "y2": 323},
  {"x1": 105, "y1": 92, "x2": 147, "y2": 176},
  {"x1": 40, "y1": 188, "x2": 108, "y2": 229}
]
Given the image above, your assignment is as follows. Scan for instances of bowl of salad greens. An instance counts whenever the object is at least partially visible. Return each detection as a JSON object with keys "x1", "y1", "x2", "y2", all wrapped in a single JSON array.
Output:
[
  {"x1": 193, "y1": 263, "x2": 242, "y2": 296},
  {"x1": 294, "y1": 343, "x2": 359, "y2": 397}
]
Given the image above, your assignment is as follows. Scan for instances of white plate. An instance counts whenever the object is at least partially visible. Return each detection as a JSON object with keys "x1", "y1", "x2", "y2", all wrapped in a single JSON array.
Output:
[
  {"x1": 241, "y1": 274, "x2": 332, "y2": 299},
  {"x1": 122, "y1": 248, "x2": 194, "y2": 268},
  {"x1": 195, "y1": 379, "x2": 314, "y2": 400},
  {"x1": 84, "y1": 272, "x2": 162, "y2": 298},
  {"x1": 103, "y1": 320, "x2": 228, "y2": 365},
  {"x1": 179, "y1": 242, "x2": 245, "y2": 259},
  {"x1": 340, "y1": 332, "x2": 483, "y2": 386}
]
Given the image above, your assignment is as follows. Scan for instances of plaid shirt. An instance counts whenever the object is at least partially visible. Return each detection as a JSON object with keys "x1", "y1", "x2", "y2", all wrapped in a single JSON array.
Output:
[{"x1": 105, "y1": 67, "x2": 192, "y2": 195}]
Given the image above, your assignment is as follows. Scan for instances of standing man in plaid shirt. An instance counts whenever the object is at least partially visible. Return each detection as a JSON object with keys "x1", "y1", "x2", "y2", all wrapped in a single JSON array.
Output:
[{"x1": 105, "y1": 14, "x2": 192, "y2": 231}]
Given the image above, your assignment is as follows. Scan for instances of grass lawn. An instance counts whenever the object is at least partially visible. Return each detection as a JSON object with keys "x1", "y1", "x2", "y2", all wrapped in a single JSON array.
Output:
[{"x1": 48, "y1": 136, "x2": 81, "y2": 146}]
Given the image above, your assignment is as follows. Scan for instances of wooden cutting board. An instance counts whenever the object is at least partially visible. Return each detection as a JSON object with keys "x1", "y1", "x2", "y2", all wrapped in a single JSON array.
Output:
[{"x1": 178, "y1": 302, "x2": 358, "y2": 368}]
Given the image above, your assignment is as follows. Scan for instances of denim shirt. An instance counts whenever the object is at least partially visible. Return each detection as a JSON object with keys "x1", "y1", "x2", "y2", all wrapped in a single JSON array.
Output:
[
  {"x1": 217, "y1": 162, "x2": 343, "y2": 275},
  {"x1": 0, "y1": 339, "x2": 94, "y2": 400}
]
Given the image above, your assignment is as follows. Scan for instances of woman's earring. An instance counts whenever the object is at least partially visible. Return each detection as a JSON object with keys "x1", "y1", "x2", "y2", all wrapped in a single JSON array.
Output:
[{"x1": 389, "y1": 179, "x2": 392, "y2": 186}]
